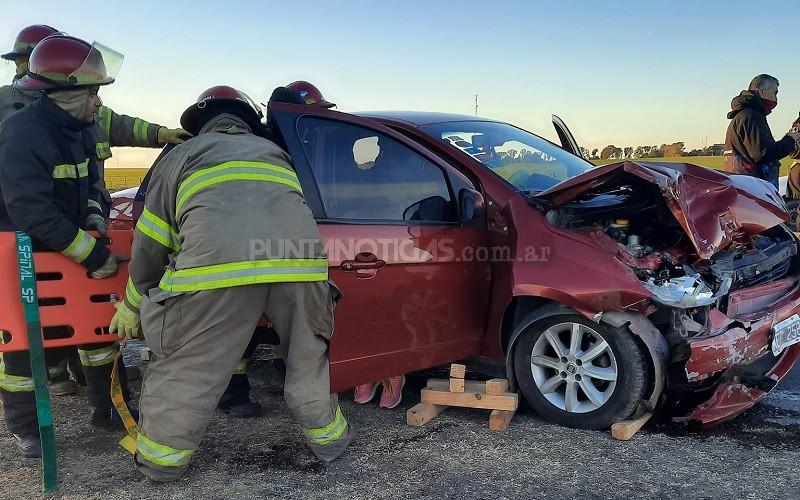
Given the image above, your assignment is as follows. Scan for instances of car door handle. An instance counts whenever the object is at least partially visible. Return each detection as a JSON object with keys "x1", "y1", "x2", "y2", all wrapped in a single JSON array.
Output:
[
  {"x1": 341, "y1": 253, "x2": 386, "y2": 276},
  {"x1": 341, "y1": 256, "x2": 386, "y2": 271}
]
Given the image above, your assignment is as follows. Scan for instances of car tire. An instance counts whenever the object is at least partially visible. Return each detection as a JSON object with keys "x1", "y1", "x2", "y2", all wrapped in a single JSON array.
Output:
[{"x1": 513, "y1": 314, "x2": 649, "y2": 429}]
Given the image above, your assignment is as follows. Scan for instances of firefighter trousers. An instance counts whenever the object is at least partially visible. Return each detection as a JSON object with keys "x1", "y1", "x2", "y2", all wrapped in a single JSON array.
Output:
[
  {"x1": 134, "y1": 281, "x2": 350, "y2": 482},
  {"x1": 0, "y1": 341, "x2": 128, "y2": 436}
]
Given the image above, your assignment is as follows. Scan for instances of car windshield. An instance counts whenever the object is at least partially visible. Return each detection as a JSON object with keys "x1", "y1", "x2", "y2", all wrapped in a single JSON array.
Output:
[{"x1": 420, "y1": 120, "x2": 594, "y2": 192}]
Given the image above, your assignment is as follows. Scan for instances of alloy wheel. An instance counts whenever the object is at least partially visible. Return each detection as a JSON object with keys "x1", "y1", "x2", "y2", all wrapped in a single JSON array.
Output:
[{"x1": 529, "y1": 321, "x2": 618, "y2": 413}]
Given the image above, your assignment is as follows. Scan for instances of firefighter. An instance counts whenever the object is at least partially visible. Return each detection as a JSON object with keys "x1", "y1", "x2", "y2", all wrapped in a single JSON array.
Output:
[
  {"x1": 111, "y1": 85, "x2": 350, "y2": 481},
  {"x1": 1, "y1": 25, "x2": 190, "y2": 396},
  {"x1": 0, "y1": 34, "x2": 135, "y2": 458},
  {"x1": 216, "y1": 80, "x2": 338, "y2": 417}
]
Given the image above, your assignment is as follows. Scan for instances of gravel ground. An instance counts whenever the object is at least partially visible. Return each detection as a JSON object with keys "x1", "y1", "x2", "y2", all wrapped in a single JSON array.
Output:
[{"x1": 1, "y1": 347, "x2": 799, "y2": 500}]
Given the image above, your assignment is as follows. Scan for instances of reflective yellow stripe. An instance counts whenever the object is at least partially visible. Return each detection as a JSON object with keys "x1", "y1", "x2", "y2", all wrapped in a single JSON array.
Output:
[
  {"x1": 96, "y1": 141, "x2": 112, "y2": 160},
  {"x1": 135, "y1": 207, "x2": 180, "y2": 252},
  {"x1": 88, "y1": 199, "x2": 103, "y2": 212},
  {"x1": 78, "y1": 344, "x2": 119, "y2": 367},
  {"x1": 233, "y1": 358, "x2": 249, "y2": 375},
  {"x1": 0, "y1": 355, "x2": 34, "y2": 392},
  {"x1": 304, "y1": 406, "x2": 348, "y2": 446},
  {"x1": 133, "y1": 118, "x2": 142, "y2": 144},
  {"x1": 133, "y1": 118, "x2": 150, "y2": 145},
  {"x1": 136, "y1": 433, "x2": 194, "y2": 467},
  {"x1": 159, "y1": 258, "x2": 328, "y2": 293},
  {"x1": 52, "y1": 159, "x2": 89, "y2": 179},
  {"x1": 125, "y1": 277, "x2": 142, "y2": 308},
  {"x1": 98, "y1": 106, "x2": 111, "y2": 132},
  {"x1": 62, "y1": 229, "x2": 96, "y2": 263},
  {"x1": 175, "y1": 161, "x2": 301, "y2": 215},
  {"x1": 99, "y1": 106, "x2": 112, "y2": 141}
]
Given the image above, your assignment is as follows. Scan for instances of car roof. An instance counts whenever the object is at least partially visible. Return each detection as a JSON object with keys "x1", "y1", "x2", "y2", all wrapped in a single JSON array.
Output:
[{"x1": 353, "y1": 111, "x2": 497, "y2": 127}]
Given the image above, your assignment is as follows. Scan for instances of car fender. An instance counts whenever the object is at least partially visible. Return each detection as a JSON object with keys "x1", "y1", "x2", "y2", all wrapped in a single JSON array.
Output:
[
  {"x1": 505, "y1": 304, "x2": 667, "y2": 411},
  {"x1": 597, "y1": 311, "x2": 668, "y2": 410}
]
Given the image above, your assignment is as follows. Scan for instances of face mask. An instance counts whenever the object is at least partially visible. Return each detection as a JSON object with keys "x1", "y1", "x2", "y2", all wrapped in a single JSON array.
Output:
[
  {"x1": 48, "y1": 88, "x2": 98, "y2": 123},
  {"x1": 762, "y1": 98, "x2": 778, "y2": 115}
]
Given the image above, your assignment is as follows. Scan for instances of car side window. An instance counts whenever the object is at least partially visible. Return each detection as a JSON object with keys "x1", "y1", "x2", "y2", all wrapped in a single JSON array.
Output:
[{"x1": 297, "y1": 117, "x2": 457, "y2": 222}]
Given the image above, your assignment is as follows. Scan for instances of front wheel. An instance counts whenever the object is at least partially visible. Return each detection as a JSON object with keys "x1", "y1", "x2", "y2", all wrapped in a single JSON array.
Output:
[{"x1": 513, "y1": 314, "x2": 649, "y2": 429}]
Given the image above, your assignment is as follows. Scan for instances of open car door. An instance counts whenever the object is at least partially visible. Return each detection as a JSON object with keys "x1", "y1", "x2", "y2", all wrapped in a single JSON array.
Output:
[{"x1": 552, "y1": 114, "x2": 584, "y2": 159}]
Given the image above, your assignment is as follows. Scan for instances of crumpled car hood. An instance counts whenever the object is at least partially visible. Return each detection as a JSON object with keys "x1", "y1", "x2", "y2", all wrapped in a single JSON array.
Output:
[{"x1": 533, "y1": 161, "x2": 789, "y2": 259}]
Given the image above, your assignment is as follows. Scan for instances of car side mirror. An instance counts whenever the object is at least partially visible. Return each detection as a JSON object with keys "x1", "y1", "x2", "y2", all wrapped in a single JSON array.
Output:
[{"x1": 458, "y1": 188, "x2": 485, "y2": 223}]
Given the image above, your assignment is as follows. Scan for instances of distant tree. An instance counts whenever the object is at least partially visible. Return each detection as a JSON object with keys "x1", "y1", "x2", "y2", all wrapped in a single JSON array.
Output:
[
  {"x1": 507, "y1": 149, "x2": 518, "y2": 160},
  {"x1": 591, "y1": 148, "x2": 599, "y2": 159},
  {"x1": 600, "y1": 145, "x2": 616, "y2": 160},
  {"x1": 623, "y1": 147, "x2": 633, "y2": 158},
  {"x1": 663, "y1": 142, "x2": 685, "y2": 157},
  {"x1": 579, "y1": 147, "x2": 591, "y2": 158}
]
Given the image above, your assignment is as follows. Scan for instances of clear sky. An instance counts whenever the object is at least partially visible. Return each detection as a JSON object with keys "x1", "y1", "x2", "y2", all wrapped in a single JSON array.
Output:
[{"x1": 2, "y1": 0, "x2": 799, "y2": 166}]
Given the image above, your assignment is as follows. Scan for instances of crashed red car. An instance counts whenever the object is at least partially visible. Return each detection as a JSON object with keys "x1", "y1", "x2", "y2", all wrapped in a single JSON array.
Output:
[{"x1": 111, "y1": 105, "x2": 800, "y2": 429}]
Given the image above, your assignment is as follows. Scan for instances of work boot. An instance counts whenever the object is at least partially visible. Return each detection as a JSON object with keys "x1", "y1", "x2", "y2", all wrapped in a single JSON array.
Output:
[
  {"x1": 379, "y1": 375, "x2": 406, "y2": 409},
  {"x1": 354, "y1": 382, "x2": 379, "y2": 404},
  {"x1": 218, "y1": 392, "x2": 262, "y2": 418},
  {"x1": 227, "y1": 401, "x2": 263, "y2": 418},
  {"x1": 49, "y1": 378, "x2": 79, "y2": 396},
  {"x1": 89, "y1": 405, "x2": 139, "y2": 429},
  {"x1": 12, "y1": 433, "x2": 41, "y2": 458}
]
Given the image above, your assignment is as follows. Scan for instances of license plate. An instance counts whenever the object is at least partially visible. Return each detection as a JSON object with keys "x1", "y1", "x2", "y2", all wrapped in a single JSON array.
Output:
[{"x1": 772, "y1": 314, "x2": 800, "y2": 356}]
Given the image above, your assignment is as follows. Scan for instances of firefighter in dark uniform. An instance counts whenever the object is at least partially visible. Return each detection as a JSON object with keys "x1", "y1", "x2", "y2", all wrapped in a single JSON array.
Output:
[
  {"x1": 0, "y1": 34, "x2": 132, "y2": 458},
  {"x1": 1, "y1": 25, "x2": 191, "y2": 397}
]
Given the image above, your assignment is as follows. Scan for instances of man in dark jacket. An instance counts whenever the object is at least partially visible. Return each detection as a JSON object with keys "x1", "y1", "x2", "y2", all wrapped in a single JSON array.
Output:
[
  {"x1": 724, "y1": 74, "x2": 800, "y2": 186},
  {"x1": 0, "y1": 34, "x2": 132, "y2": 458}
]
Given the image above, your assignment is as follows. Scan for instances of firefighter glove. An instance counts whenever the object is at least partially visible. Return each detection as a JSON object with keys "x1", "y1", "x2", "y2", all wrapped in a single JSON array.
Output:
[
  {"x1": 90, "y1": 253, "x2": 129, "y2": 279},
  {"x1": 110, "y1": 301, "x2": 141, "y2": 340},
  {"x1": 85, "y1": 213, "x2": 108, "y2": 236},
  {"x1": 157, "y1": 127, "x2": 193, "y2": 145}
]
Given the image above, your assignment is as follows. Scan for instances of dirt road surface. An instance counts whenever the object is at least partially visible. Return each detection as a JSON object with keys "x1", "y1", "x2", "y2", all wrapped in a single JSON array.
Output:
[{"x1": 1, "y1": 348, "x2": 799, "y2": 499}]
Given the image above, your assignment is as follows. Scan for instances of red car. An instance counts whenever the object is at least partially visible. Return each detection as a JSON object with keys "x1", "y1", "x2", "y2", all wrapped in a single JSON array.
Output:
[{"x1": 111, "y1": 104, "x2": 800, "y2": 429}]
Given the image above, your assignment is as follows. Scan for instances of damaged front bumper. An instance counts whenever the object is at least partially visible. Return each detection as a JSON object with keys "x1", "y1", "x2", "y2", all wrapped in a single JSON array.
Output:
[{"x1": 675, "y1": 276, "x2": 800, "y2": 426}]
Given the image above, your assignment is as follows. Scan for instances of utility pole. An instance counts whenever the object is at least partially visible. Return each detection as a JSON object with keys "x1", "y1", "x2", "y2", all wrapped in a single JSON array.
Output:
[{"x1": 475, "y1": 94, "x2": 478, "y2": 116}]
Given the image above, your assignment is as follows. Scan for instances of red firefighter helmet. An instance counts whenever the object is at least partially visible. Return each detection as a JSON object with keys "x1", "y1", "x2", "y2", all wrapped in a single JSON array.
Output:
[
  {"x1": 180, "y1": 85, "x2": 264, "y2": 136},
  {"x1": 14, "y1": 35, "x2": 124, "y2": 91},
  {"x1": 1, "y1": 24, "x2": 61, "y2": 60},
  {"x1": 286, "y1": 80, "x2": 335, "y2": 108}
]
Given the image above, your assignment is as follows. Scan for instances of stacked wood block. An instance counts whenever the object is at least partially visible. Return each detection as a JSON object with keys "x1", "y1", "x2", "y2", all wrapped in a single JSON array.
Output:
[{"x1": 406, "y1": 363, "x2": 518, "y2": 432}]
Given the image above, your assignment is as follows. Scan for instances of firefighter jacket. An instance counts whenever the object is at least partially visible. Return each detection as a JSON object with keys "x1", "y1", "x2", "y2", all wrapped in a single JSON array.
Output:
[
  {"x1": 123, "y1": 113, "x2": 327, "y2": 313},
  {"x1": 0, "y1": 93, "x2": 110, "y2": 271},
  {"x1": 1, "y1": 78, "x2": 165, "y2": 211},
  {"x1": 92, "y1": 106, "x2": 164, "y2": 209},
  {"x1": 0, "y1": 84, "x2": 38, "y2": 124}
]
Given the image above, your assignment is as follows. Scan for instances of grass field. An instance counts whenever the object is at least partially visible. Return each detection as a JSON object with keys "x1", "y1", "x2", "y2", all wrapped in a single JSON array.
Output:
[
  {"x1": 591, "y1": 155, "x2": 796, "y2": 176},
  {"x1": 105, "y1": 167, "x2": 148, "y2": 192}
]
